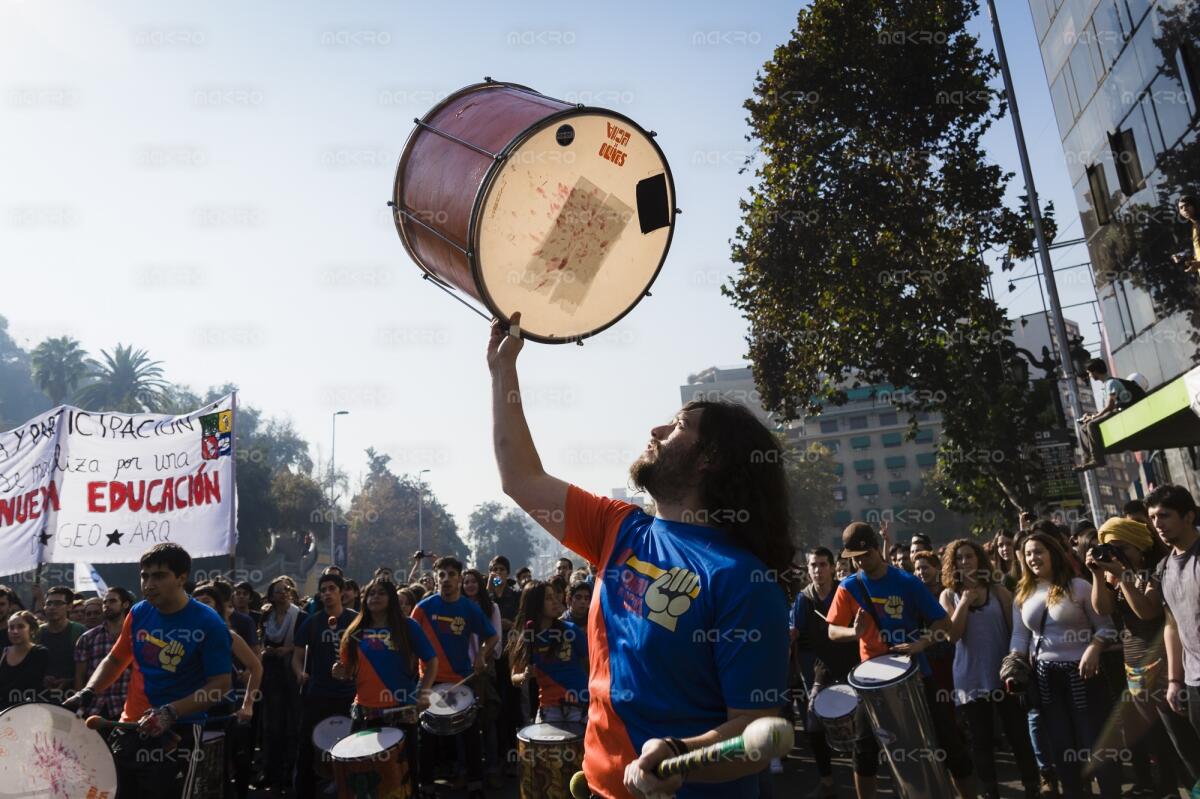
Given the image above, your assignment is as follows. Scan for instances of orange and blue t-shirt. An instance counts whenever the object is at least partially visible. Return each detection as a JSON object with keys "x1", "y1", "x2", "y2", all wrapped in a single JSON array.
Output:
[
  {"x1": 339, "y1": 620, "x2": 436, "y2": 708},
  {"x1": 825, "y1": 565, "x2": 947, "y2": 675},
  {"x1": 411, "y1": 594, "x2": 496, "y2": 683},
  {"x1": 109, "y1": 598, "x2": 232, "y2": 723},
  {"x1": 530, "y1": 619, "x2": 589, "y2": 708},
  {"x1": 564, "y1": 485, "x2": 789, "y2": 799}
]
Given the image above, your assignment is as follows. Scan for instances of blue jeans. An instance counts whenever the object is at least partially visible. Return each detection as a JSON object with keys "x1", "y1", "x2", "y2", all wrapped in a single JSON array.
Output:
[{"x1": 1036, "y1": 664, "x2": 1120, "y2": 799}]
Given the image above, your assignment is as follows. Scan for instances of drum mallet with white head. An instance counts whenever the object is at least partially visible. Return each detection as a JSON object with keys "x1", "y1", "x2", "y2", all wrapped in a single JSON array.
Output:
[{"x1": 653, "y1": 717, "x2": 793, "y2": 779}]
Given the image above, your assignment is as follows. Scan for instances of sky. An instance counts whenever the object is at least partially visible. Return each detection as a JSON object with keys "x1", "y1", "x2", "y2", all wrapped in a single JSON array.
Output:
[{"x1": 0, "y1": 0, "x2": 1101, "y2": 540}]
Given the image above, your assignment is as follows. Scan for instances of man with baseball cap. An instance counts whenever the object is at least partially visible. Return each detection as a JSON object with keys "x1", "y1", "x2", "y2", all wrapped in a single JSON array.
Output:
[{"x1": 826, "y1": 522, "x2": 976, "y2": 799}]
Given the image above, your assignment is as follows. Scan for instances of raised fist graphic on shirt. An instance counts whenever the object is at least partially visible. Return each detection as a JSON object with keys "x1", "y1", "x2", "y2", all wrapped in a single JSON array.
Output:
[{"x1": 644, "y1": 567, "x2": 700, "y2": 632}]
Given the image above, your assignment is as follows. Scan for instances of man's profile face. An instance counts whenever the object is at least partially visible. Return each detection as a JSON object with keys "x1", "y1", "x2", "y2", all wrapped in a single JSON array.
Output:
[
  {"x1": 629, "y1": 408, "x2": 704, "y2": 502},
  {"x1": 1179, "y1": 200, "x2": 1196, "y2": 221}
]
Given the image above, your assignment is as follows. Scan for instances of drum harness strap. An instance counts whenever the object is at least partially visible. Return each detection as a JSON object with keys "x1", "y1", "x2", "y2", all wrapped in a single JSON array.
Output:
[{"x1": 854, "y1": 574, "x2": 886, "y2": 647}]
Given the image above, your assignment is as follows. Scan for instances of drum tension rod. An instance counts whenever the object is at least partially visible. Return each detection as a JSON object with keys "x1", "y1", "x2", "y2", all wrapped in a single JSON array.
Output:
[
  {"x1": 421, "y1": 274, "x2": 492, "y2": 322},
  {"x1": 412, "y1": 118, "x2": 503, "y2": 160},
  {"x1": 390, "y1": 203, "x2": 470, "y2": 256}
]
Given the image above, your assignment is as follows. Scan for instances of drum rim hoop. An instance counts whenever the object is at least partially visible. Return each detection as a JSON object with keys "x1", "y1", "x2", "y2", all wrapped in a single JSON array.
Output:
[
  {"x1": 467, "y1": 105, "x2": 677, "y2": 344},
  {"x1": 847, "y1": 654, "x2": 918, "y2": 689}
]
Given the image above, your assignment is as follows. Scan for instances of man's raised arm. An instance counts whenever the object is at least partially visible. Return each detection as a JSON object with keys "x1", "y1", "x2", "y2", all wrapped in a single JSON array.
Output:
[{"x1": 489, "y1": 312, "x2": 568, "y2": 540}]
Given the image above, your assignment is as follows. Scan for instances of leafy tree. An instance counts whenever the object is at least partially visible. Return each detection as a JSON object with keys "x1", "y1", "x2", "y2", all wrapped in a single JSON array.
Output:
[
  {"x1": 271, "y1": 469, "x2": 326, "y2": 538},
  {"x1": 75, "y1": 344, "x2": 169, "y2": 412},
  {"x1": 30, "y1": 336, "x2": 92, "y2": 406},
  {"x1": 346, "y1": 449, "x2": 467, "y2": 577},
  {"x1": 467, "y1": 501, "x2": 536, "y2": 572},
  {"x1": 784, "y1": 442, "x2": 839, "y2": 550},
  {"x1": 726, "y1": 0, "x2": 1055, "y2": 523},
  {"x1": 0, "y1": 315, "x2": 53, "y2": 429}
]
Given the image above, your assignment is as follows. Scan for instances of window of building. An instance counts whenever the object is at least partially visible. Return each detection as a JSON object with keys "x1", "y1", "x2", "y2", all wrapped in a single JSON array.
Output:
[
  {"x1": 1121, "y1": 0, "x2": 1151, "y2": 31},
  {"x1": 1151, "y1": 71, "x2": 1194, "y2": 149},
  {"x1": 1108, "y1": 127, "x2": 1145, "y2": 196},
  {"x1": 881, "y1": 432, "x2": 903, "y2": 447},
  {"x1": 1087, "y1": 164, "x2": 1113, "y2": 225},
  {"x1": 1092, "y1": 0, "x2": 1128, "y2": 69},
  {"x1": 1175, "y1": 44, "x2": 1198, "y2": 119},
  {"x1": 850, "y1": 435, "x2": 871, "y2": 450},
  {"x1": 848, "y1": 415, "x2": 869, "y2": 430},
  {"x1": 819, "y1": 418, "x2": 839, "y2": 433},
  {"x1": 878, "y1": 411, "x2": 898, "y2": 426},
  {"x1": 1069, "y1": 39, "x2": 1100, "y2": 107},
  {"x1": 1050, "y1": 71, "x2": 1076, "y2": 133},
  {"x1": 914, "y1": 429, "x2": 934, "y2": 444},
  {"x1": 824, "y1": 440, "x2": 840, "y2": 454},
  {"x1": 833, "y1": 486, "x2": 847, "y2": 502}
]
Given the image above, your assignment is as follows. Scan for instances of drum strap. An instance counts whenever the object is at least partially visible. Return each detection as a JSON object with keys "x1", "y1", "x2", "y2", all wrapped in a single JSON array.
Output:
[{"x1": 853, "y1": 574, "x2": 886, "y2": 636}]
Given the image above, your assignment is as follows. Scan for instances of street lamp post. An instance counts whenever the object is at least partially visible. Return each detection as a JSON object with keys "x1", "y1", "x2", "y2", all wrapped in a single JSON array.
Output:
[
  {"x1": 329, "y1": 410, "x2": 349, "y2": 567},
  {"x1": 417, "y1": 468, "x2": 431, "y2": 559},
  {"x1": 986, "y1": 0, "x2": 1103, "y2": 522}
]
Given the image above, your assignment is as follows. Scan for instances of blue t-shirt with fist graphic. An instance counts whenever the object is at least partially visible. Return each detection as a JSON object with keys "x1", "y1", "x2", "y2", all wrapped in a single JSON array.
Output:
[{"x1": 564, "y1": 486, "x2": 789, "y2": 799}]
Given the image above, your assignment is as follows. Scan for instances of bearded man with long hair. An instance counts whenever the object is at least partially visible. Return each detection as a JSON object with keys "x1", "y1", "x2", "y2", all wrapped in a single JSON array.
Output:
[{"x1": 489, "y1": 313, "x2": 792, "y2": 799}]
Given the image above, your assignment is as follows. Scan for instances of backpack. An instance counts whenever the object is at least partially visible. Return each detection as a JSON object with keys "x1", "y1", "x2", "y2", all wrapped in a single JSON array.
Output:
[{"x1": 1113, "y1": 378, "x2": 1146, "y2": 409}]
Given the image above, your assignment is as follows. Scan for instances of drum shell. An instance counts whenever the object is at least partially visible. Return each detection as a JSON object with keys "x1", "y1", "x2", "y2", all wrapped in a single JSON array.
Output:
[
  {"x1": 516, "y1": 723, "x2": 585, "y2": 799},
  {"x1": 312, "y1": 715, "x2": 353, "y2": 779},
  {"x1": 331, "y1": 729, "x2": 410, "y2": 799},
  {"x1": 810, "y1": 684, "x2": 863, "y2": 753},
  {"x1": 849, "y1": 656, "x2": 954, "y2": 799},
  {"x1": 395, "y1": 83, "x2": 572, "y2": 304},
  {"x1": 419, "y1": 683, "x2": 478, "y2": 736}
]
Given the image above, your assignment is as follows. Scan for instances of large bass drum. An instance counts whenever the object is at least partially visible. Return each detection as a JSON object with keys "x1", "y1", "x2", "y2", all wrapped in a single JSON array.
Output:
[{"x1": 392, "y1": 79, "x2": 677, "y2": 344}]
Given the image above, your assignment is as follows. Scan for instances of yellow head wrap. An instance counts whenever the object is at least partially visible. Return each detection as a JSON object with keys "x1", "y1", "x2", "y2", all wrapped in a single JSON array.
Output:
[{"x1": 1098, "y1": 517, "x2": 1154, "y2": 552}]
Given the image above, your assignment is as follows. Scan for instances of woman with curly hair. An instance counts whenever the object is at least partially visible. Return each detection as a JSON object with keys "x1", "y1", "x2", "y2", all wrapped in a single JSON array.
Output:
[{"x1": 939, "y1": 539, "x2": 1038, "y2": 799}]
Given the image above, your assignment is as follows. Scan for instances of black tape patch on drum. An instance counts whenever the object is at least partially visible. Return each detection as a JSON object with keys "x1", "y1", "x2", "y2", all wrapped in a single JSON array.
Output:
[{"x1": 635, "y1": 174, "x2": 670, "y2": 234}]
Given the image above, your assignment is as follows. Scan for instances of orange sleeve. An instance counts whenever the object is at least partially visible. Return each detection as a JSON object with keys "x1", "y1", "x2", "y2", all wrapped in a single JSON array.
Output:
[
  {"x1": 563, "y1": 484, "x2": 636, "y2": 566},
  {"x1": 826, "y1": 585, "x2": 856, "y2": 628},
  {"x1": 108, "y1": 611, "x2": 134, "y2": 667}
]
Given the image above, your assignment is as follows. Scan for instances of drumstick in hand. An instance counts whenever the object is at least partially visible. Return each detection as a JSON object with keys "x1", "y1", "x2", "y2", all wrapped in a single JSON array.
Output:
[{"x1": 653, "y1": 717, "x2": 793, "y2": 779}]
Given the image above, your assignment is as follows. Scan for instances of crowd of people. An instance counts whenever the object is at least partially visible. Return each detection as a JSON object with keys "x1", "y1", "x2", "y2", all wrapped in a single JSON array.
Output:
[
  {"x1": 0, "y1": 546, "x2": 596, "y2": 799},
  {"x1": 2, "y1": 319, "x2": 1200, "y2": 799}
]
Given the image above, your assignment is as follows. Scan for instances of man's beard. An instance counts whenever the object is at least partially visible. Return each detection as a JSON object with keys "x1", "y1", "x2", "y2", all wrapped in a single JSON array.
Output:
[{"x1": 629, "y1": 441, "x2": 699, "y2": 504}]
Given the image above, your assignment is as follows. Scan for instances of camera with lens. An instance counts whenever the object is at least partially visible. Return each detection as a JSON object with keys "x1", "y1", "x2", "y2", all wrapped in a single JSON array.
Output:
[{"x1": 1088, "y1": 543, "x2": 1122, "y2": 564}]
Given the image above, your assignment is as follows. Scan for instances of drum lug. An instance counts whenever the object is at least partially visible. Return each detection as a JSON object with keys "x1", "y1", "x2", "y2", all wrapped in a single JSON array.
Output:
[
  {"x1": 644, "y1": 291, "x2": 652, "y2": 297},
  {"x1": 648, "y1": 130, "x2": 657, "y2": 137}
]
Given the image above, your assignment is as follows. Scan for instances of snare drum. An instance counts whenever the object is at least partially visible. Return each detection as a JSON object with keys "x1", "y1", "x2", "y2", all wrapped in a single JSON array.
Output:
[
  {"x1": 330, "y1": 727, "x2": 410, "y2": 799},
  {"x1": 0, "y1": 702, "x2": 117, "y2": 798},
  {"x1": 419, "y1": 683, "x2": 477, "y2": 736},
  {"x1": 191, "y1": 729, "x2": 226, "y2": 799},
  {"x1": 312, "y1": 714, "x2": 353, "y2": 779},
  {"x1": 517, "y1": 722, "x2": 585, "y2": 799},
  {"x1": 811, "y1": 684, "x2": 862, "y2": 753},
  {"x1": 849, "y1": 654, "x2": 952, "y2": 799},
  {"x1": 393, "y1": 79, "x2": 678, "y2": 344}
]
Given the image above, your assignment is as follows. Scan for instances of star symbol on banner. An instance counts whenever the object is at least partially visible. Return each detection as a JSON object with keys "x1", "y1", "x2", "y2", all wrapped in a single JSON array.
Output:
[
  {"x1": 106, "y1": 529, "x2": 123, "y2": 547},
  {"x1": 37, "y1": 530, "x2": 51, "y2": 547}
]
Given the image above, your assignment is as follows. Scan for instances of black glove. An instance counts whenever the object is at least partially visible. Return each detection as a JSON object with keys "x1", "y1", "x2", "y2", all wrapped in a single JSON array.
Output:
[{"x1": 62, "y1": 687, "x2": 94, "y2": 712}]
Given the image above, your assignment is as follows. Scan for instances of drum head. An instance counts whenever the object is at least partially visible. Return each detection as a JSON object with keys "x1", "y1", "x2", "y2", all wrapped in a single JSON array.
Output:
[
  {"x1": 0, "y1": 702, "x2": 117, "y2": 799},
  {"x1": 812, "y1": 684, "x2": 859, "y2": 718},
  {"x1": 474, "y1": 110, "x2": 675, "y2": 342},
  {"x1": 517, "y1": 722, "x2": 586, "y2": 743},
  {"x1": 427, "y1": 683, "x2": 475, "y2": 716},
  {"x1": 312, "y1": 715, "x2": 353, "y2": 750},
  {"x1": 849, "y1": 654, "x2": 915, "y2": 688},
  {"x1": 330, "y1": 728, "x2": 404, "y2": 761}
]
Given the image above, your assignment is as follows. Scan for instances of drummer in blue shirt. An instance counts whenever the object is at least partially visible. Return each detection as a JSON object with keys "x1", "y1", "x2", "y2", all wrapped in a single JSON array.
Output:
[{"x1": 826, "y1": 522, "x2": 977, "y2": 799}]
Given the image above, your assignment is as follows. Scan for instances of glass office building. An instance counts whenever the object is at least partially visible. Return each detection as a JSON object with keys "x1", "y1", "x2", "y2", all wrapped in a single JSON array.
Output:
[{"x1": 1029, "y1": 0, "x2": 1199, "y2": 487}]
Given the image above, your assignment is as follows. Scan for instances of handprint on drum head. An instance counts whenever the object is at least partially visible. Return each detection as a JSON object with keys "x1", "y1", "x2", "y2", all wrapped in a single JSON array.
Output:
[{"x1": 643, "y1": 567, "x2": 701, "y2": 632}]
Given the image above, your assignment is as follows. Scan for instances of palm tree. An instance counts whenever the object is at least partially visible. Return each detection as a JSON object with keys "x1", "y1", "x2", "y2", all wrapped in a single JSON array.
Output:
[
  {"x1": 30, "y1": 336, "x2": 93, "y2": 406},
  {"x1": 75, "y1": 344, "x2": 170, "y2": 413}
]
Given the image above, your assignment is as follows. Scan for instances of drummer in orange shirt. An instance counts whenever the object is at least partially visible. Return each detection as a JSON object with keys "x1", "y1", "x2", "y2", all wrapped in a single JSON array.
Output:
[{"x1": 825, "y1": 523, "x2": 977, "y2": 799}]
